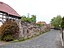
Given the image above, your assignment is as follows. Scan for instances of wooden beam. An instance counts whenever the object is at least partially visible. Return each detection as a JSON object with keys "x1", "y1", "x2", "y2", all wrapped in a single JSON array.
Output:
[{"x1": 0, "y1": 17, "x2": 6, "y2": 19}]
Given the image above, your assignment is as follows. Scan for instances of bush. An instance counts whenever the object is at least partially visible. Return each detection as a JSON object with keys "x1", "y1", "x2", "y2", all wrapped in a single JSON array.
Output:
[
  {"x1": 0, "y1": 20, "x2": 19, "y2": 41},
  {"x1": 1, "y1": 35, "x2": 13, "y2": 41},
  {"x1": 21, "y1": 15, "x2": 36, "y2": 23}
]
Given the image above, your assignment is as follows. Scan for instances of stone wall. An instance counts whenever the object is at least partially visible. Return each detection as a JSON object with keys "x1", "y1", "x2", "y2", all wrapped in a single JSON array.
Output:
[
  {"x1": 2, "y1": 18, "x2": 50, "y2": 40},
  {"x1": 19, "y1": 21, "x2": 50, "y2": 39},
  {"x1": 0, "y1": 18, "x2": 50, "y2": 40}
]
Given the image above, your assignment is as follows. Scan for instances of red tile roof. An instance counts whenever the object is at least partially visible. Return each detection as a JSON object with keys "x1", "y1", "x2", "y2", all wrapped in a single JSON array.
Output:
[{"x1": 0, "y1": 2, "x2": 20, "y2": 16}]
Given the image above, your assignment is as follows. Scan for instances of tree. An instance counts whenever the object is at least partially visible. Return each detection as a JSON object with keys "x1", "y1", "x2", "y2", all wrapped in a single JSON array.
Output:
[
  {"x1": 21, "y1": 15, "x2": 36, "y2": 23},
  {"x1": 51, "y1": 15, "x2": 62, "y2": 28},
  {"x1": 31, "y1": 15, "x2": 36, "y2": 22},
  {"x1": 61, "y1": 17, "x2": 64, "y2": 29}
]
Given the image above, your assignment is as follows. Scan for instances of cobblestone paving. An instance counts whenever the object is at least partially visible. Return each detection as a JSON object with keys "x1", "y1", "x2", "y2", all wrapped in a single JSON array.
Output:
[{"x1": 0, "y1": 30, "x2": 62, "y2": 48}]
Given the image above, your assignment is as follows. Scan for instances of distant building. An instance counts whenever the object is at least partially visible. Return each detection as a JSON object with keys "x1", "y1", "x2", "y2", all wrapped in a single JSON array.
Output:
[{"x1": 36, "y1": 21, "x2": 46, "y2": 25}]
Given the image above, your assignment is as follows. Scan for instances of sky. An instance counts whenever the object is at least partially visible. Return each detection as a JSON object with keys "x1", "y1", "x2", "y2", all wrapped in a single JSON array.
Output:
[{"x1": 0, "y1": 0, "x2": 64, "y2": 24}]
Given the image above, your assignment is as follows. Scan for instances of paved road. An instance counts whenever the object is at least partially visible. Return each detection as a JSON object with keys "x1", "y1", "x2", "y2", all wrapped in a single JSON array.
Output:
[{"x1": 0, "y1": 30, "x2": 62, "y2": 48}]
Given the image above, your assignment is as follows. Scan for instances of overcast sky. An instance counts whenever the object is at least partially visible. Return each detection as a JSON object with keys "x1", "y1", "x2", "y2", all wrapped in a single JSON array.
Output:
[{"x1": 0, "y1": 0, "x2": 64, "y2": 24}]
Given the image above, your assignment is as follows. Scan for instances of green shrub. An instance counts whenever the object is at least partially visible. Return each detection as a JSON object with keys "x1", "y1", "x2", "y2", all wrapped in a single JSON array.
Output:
[
  {"x1": 0, "y1": 20, "x2": 19, "y2": 41},
  {"x1": 1, "y1": 35, "x2": 13, "y2": 41},
  {"x1": 21, "y1": 15, "x2": 36, "y2": 23}
]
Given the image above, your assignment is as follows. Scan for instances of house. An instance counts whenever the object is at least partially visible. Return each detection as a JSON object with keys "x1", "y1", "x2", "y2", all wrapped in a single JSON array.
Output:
[
  {"x1": 0, "y1": 2, "x2": 23, "y2": 38},
  {"x1": 0, "y1": 2, "x2": 21, "y2": 23},
  {"x1": 36, "y1": 21, "x2": 46, "y2": 25}
]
